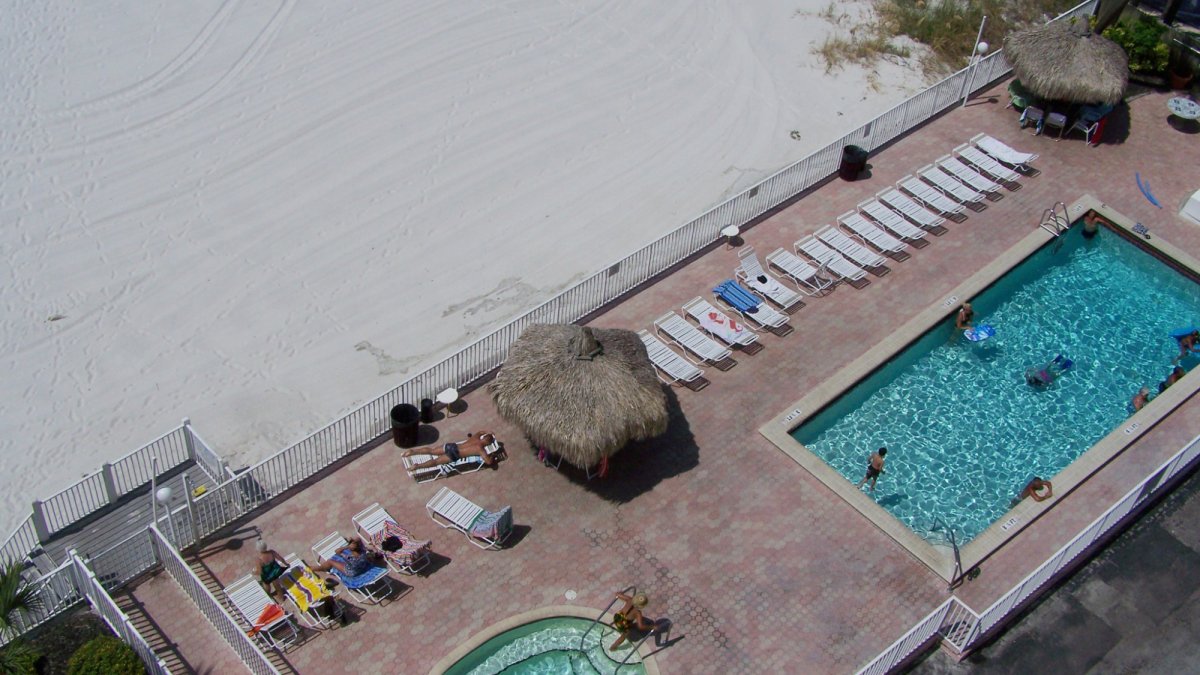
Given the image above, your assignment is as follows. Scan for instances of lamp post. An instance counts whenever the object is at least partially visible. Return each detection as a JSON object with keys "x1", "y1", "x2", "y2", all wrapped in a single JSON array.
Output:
[
  {"x1": 962, "y1": 15, "x2": 990, "y2": 107},
  {"x1": 156, "y1": 485, "x2": 177, "y2": 544}
]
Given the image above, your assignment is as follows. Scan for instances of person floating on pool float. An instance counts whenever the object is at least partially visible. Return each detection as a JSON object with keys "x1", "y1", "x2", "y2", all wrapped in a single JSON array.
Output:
[
  {"x1": 856, "y1": 447, "x2": 887, "y2": 493},
  {"x1": 1025, "y1": 355, "x2": 1073, "y2": 388},
  {"x1": 1172, "y1": 330, "x2": 1200, "y2": 364},
  {"x1": 1131, "y1": 387, "x2": 1151, "y2": 411},
  {"x1": 1018, "y1": 477, "x2": 1053, "y2": 502}
]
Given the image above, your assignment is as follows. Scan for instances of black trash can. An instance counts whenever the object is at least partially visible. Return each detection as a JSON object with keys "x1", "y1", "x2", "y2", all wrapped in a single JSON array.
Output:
[
  {"x1": 390, "y1": 404, "x2": 420, "y2": 448},
  {"x1": 838, "y1": 145, "x2": 869, "y2": 181},
  {"x1": 419, "y1": 398, "x2": 434, "y2": 424}
]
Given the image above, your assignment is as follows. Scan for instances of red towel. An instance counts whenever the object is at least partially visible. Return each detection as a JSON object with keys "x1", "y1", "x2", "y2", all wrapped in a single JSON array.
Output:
[{"x1": 247, "y1": 603, "x2": 285, "y2": 636}]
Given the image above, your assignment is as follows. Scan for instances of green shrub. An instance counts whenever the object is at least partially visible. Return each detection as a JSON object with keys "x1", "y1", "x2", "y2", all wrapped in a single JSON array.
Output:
[
  {"x1": 0, "y1": 640, "x2": 40, "y2": 675},
  {"x1": 1103, "y1": 15, "x2": 1170, "y2": 75},
  {"x1": 66, "y1": 636, "x2": 144, "y2": 675}
]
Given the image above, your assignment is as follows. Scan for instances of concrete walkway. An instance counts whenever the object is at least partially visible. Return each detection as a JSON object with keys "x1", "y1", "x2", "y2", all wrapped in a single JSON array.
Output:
[{"x1": 914, "y1": 466, "x2": 1200, "y2": 674}]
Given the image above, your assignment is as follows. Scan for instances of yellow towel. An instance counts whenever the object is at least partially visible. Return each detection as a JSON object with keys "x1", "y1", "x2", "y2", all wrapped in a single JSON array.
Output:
[{"x1": 282, "y1": 570, "x2": 329, "y2": 613}]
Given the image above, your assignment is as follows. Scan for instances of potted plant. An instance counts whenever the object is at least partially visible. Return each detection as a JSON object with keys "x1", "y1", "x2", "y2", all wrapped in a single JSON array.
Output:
[{"x1": 1103, "y1": 15, "x2": 1170, "y2": 85}]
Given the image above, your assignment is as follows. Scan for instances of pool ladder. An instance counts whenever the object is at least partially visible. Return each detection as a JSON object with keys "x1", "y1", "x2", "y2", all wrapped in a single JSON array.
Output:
[
  {"x1": 1039, "y1": 201, "x2": 1070, "y2": 236},
  {"x1": 578, "y1": 585, "x2": 670, "y2": 672}
]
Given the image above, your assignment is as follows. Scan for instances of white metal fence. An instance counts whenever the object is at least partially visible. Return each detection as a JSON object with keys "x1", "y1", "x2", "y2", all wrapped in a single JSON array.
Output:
[
  {"x1": 70, "y1": 551, "x2": 171, "y2": 675},
  {"x1": 147, "y1": 525, "x2": 281, "y2": 675},
  {"x1": 857, "y1": 431, "x2": 1200, "y2": 674}
]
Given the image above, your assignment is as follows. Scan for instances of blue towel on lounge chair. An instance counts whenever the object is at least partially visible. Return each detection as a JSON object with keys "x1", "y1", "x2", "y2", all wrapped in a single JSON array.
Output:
[
  {"x1": 333, "y1": 563, "x2": 388, "y2": 590},
  {"x1": 713, "y1": 280, "x2": 761, "y2": 314}
]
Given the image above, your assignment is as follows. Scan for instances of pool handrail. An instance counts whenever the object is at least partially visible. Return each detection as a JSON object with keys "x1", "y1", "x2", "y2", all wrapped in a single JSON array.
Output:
[{"x1": 578, "y1": 585, "x2": 636, "y2": 651}]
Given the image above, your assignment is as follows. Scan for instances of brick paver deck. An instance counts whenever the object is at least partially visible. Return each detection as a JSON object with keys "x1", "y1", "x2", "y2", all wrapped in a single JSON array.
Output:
[{"x1": 128, "y1": 80, "x2": 1200, "y2": 675}]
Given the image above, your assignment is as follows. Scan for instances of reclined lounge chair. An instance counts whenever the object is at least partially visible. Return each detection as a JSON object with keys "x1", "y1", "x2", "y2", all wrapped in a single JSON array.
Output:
[
  {"x1": 936, "y1": 155, "x2": 1003, "y2": 196},
  {"x1": 971, "y1": 133, "x2": 1038, "y2": 172},
  {"x1": 426, "y1": 486, "x2": 514, "y2": 550},
  {"x1": 735, "y1": 246, "x2": 805, "y2": 312},
  {"x1": 712, "y1": 280, "x2": 791, "y2": 335},
  {"x1": 918, "y1": 165, "x2": 987, "y2": 209},
  {"x1": 682, "y1": 297, "x2": 761, "y2": 353},
  {"x1": 312, "y1": 533, "x2": 394, "y2": 604},
  {"x1": 857, "y1": 200, "x2": 929, "y2": 242},
  {"x1": 281, "y1": 554, "x2": 344, "y2": 629},
  {"x1": 223, "y1": 574, "x2": 299, "y2": 651},
  {"x1": 794, "y1": 236, "x2": 868, "y2": 286},
  {"x1": 815, "y1": 225, "x2": 889, "y2": 271},
  {"x1": 637, "y1": 330, "x2": 707, "y2": 389},
  {"x1": 837, "y1": 211, "x2": 911, "y2": 257},
  {"x1": 954, "y1": 144, "x2": 1021, "y2": 185},
  {"x1": 898, "y1": 175, "x2": 968, "y2": 218},
  {"x1": 351, "y1": 502, "x2": 432, "y2": 575},
  {"x1": 876, "y1": 189, "x2": 948, "y2": 232},
  {"x1": 654, "y1": 311, "x2": 735, "y2": 369},
  {"x1": 764, "y1": 248, "x2": 833, "y2": 296},
  {"x1": 402, "y1": 436, "x2": 505, "y2": 483}
]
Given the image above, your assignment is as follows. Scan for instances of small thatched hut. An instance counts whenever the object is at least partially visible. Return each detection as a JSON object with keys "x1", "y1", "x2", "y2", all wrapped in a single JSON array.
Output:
[
  {"x1": 1004, "y1": 21, "x2": 1128, "y2": 105},
  {"x1": 489, "y1": 324, "x2": 669, "y2": 471}
]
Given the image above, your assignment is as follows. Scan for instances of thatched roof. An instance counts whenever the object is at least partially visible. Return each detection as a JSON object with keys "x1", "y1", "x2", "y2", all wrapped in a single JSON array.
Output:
[
  {"x1": 1004, "y1": 21, "x2": 1128, "y2": 105},
  {"x1": 489, "y1": 324, "x2": 668, "y2": 469}
]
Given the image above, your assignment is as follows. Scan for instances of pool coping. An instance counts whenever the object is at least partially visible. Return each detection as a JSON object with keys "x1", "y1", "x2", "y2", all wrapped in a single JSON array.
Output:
[
  {"x1": 759, "y1": 194, "x2": 1200, "y2": 582},
  {"x1": 428, "y1": 604, "x2": 663, "y2": 675}
]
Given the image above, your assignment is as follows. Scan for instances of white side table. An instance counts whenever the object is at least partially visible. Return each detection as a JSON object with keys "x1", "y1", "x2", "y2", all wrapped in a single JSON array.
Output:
[
  {"x1": 436, "y1": 388, "x2": 459, "y2": 417},
  {"x1": 720, "y1": 224, "x2": 740, "y2": 249}
]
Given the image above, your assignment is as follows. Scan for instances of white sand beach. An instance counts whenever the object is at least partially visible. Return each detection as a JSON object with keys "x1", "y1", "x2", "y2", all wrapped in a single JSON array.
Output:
[{"x1": 0, "y1": 0, "x2": 929, "y2": 528}]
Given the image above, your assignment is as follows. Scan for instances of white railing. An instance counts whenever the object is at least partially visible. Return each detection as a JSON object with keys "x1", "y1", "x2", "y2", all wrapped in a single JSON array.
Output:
[
  {"x1": 0, "y1": 516, "x2": 37, "y2": 567},
  {"x1": 88, "y1": 529, "x2": 160, "y2": 590},
  {"x1": 857, "y1": 430, "x2": 1200, "y2": 674},
  {"x1": 147, "y1": 525, "x2": 281, "y2": 675},
  {"x1": 6, "y1": 559, "x2": 82, "y2": 639},
  {"x1": 70, "y1": 551, "x2": 171, "y2": 675},
  {"x1": 186, "y1": 420, "x2": 226, "y2": 485}
]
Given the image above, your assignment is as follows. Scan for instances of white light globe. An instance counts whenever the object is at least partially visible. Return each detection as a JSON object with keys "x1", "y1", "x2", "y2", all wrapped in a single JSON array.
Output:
[
  {"x1": 155, "y1": 486, "x2": 173, "y2": 503},
  {"x1": 977, "y1": 41, "x2": 990, "y2": 54}
]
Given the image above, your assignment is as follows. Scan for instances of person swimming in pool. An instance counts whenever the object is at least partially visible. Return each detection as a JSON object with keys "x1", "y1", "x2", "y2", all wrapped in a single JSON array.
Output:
[
  {"x1": 1131, "y1": 387, "x2": 1151, "y2": 411},
  {"x1": 955, "y1": 302, "x2": 975, "y2": 331},
  {"x1": 1173, "y1": 330, "x2": 1200, "y2": 364},
  {"x1": 856, "y1": 447, "x2": 888, "y2": 493},
  {"x1": 402, "y1": 432, "x2": 499, "y2": 472},
  {"x1": 1025, "y1": 355, "x2": 1073, "y2": 388}
]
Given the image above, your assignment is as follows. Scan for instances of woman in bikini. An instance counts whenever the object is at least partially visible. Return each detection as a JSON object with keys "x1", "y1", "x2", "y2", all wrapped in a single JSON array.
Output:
[{"x1": 609, "y1": 592, "x2": 659, "y2": 651}]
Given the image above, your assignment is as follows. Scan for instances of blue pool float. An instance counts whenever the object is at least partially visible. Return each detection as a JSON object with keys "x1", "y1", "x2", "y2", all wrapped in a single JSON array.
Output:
[
  {"x1": 1170, "y1": 326, "x2": 1198, "y2": 341},
  {"x1": 964, "y1": 324, "x2": 995, "y2": 342}
]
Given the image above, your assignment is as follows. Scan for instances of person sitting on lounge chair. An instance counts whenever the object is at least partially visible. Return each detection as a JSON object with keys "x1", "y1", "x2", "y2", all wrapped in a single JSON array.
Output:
[
  {"x1": 313, "y1": 537, "x2": 381, "y2": 577},
  {"x1": 402, "y1": 432, "x2": 499, "y2": 473}
]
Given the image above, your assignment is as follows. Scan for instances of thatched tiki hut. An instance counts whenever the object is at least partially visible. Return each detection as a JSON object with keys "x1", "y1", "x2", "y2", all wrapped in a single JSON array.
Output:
[
  {"x1": 489, "y1": 324, "x2": 669, "y2": 472},
  {"x1": 1004, "y1": 21, "x2": 1128, "y2": 105}
]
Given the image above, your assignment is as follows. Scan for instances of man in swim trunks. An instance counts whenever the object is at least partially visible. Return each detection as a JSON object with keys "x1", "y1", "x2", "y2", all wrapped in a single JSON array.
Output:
[
  {"x1": 402, "y1": 432, "x2": 500, "y2": 473},
  {"x1": 955, "y1": 303, "x2": 974, "y2": 331},
  {"x1": 856, "y1": 447, "x2": 887, "y2": 493}
]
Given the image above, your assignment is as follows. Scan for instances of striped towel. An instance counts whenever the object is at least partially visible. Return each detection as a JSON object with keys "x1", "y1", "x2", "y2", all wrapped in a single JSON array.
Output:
[
  {"x1": 283, "y1": 569, "x2": 328, "y2": 613},
  {"x1": 370, "y1": 521, "x2": 432, "y2": 567}
]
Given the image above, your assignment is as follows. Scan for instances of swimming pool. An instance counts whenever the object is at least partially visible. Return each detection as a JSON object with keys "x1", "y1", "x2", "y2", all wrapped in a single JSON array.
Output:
[
  {"x1": 788, "y1": 215, "x2": 1200, "y2": 548},
  {"x1": 443, "y1": 617, "x2": 647, "y2": 675}
]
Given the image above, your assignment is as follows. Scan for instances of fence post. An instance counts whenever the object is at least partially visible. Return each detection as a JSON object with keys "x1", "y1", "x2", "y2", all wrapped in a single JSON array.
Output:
[
  {"x1": 101, "y1": 463, "x2": 120, "y2": 505},
  {"x1": 182, "y1": 417, "x2": 196, "y2": 461},
  {"x1": 182, "y1": 475, "x2": 199, "y2": 548},
  {"x1": 31, "y1": 500, "x2": 51, "y2": 542}
]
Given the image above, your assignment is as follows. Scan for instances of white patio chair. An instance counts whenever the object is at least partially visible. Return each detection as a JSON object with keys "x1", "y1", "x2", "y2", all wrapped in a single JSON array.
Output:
[
  {"x1": 898, "y1": 175, "x2": 967, "y2": 217},
  {"x1": 794, "y1": 236, "x2": 868, "y2": 284},
  {"x1": 711, "y1": 280, "x2": 790, "y2": 332},
  {"x1": 653, "y1": 311, "x2": 733, "y2": 365},
  {"x1": 837, "y1": 211, "x2": 908, "y2": 255},
  {"x1": 638, "y1": 330, "x2": 706, "y2": 387},
  {"x1": 682, "y1": 297, "x2": 760, "y2": 349},
  {"x1": 918, "y1": 165, "x2": 987, "y2": 206},
  {"x1": 876, "y1": 189, "x2": 946, "y2": 231},
  {"x1": 351, "y1": 503, "x2": 432, "y2": 575},
  {"x1": 223, "y1": 574, "x2": 299, "y2": 651},
  {"x1": 954, "y1": 144, "x2": 1021, "y2": 183},
  {"x1": 426, "y1": 486, "x2": 513, "y2": 550},
  {"x1": 312, "y1": 533, "x2": 394, "y2": 604},
  {"x1": 971, "y1": 133, "x2": 1039, "y2": 171},
  {"x1": 763, "y1": 248, "x2": 832, "y2": 296},
  {"x1": 857, "y1": 200, "x2": 928, "y2": 241},
  {"x1": 280, "y1": 554, "x2": 343, "y2": 629},
  {"x1": 735, "y1": 246, "x2": 804, "y2": 312},
  {"x1": 815, "y1": 225, "x2": 888, "y2": 270},
  {"x1": 936, "y1": 155, "x2": 1002, "y2": 195}
]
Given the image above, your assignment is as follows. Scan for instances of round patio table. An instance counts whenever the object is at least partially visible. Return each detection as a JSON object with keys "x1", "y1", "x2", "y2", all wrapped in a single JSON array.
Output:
[{"x1": 1167, "y1": 97, "x2": 1200, "y2": 131}]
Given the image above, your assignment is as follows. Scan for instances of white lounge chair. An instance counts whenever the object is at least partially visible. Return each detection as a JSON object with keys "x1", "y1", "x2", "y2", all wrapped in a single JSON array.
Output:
[
  {"x1": 351, "y1": 503, "x2": 432, "y2": 575},
  {"x1": 711, "y1": 280, "x2": 790, "y2": 332},
  {"x1": 937, "y1": 155, "x2": 1002, "y2": 195},
  {"x1": 735, "y1": 246, "x2": 804, "y2": 312},
  {"x1": 918, "y1": 165, "x2": 986, "y2": 206},
  {"x1": 223, "y1": 574, "x2": 299, "y2": 651},
  {"x1": 401, "y1": 435, "x2": 504, "y2": 483},
  {"x1": 280, "y1": 554, "x2": 343, "y2": 629},
  {"x1": 763, "y1": 248, "x2": 832, "y2": 296},
  {"x1": 426, "y1": 486, "x2": 513, "y2": 550},
  {"x1": 971, "y1": 133, "x2": 1038, "y2": 171},
  {"x1": 637, "y1": 330, "x2": 706, "y2": 387},
  {"x1": 898, "y1": 175, "x2": 967, "y2": 217},
  {"x1": 857, "y1": 199, "x2": 930, "y2": 241},
  {"x1": 955, "y1": 144, "x2": 1021, "y2": 183},
  {"x1": 837, "y1": 211, "x2": 909, "y2": 255},
  {"x1": 312, "y1": 533, "x2": 394, "y2": 604},
  {"x1": 682, "y1": 297, "x2": 760, "y2": 350},
  {"x1": 794, "y1": 236, "x2": 868, "y2": 284},
  {"x1": 877, "y1": 189, "x2": 947, "y2": 232},
  {"x1": 815, "y1": 225, "x2": 888, "y2": 270},
  {"x1": 654, "y1": 311, "x2": 734, "y2": 365}
]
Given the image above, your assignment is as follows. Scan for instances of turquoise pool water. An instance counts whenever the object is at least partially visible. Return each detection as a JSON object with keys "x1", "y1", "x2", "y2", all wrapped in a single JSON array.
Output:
[
  {"x1": 793, "y1": 225, "x2": 1200, "y2": 545},
  {"x1": 444, "y1": 617, "x2": 646, "y2": 675}
]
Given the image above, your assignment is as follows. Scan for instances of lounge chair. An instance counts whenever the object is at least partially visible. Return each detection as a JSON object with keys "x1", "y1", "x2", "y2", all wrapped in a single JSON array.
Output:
[
  {"x1": 918, "y1": 165, "x2": 987, "y2": 207},
  {"x1": 898, "y1": 175, "x2": 967, "y2": 217},
  {"x1": 735, "y1": 246, "x2": 804, "y2": 312},
  {"x1": 936, "y1": 155, "x2": 1002, "y2": 195},
  {"x1": 351, "y1": 503, "x2": 432, "y2": 575},
  {"x1": 836, "y1": 211, "x2": 910, "y2": 256},
  {"x1": 853, "y1": 202, "x2": 927, "y2": 243},
  {"x1": 223, "y1": 574, "x2": 299, "y2": 651},
  {"x1": 793, "y1": 236, "x2": 868, "y2": 285},
  {"x1": 654, "y1": 311, "x2": 734, "y2": 366},
  {"x1": 875, "y1": 190, "x2": 946, "y2": 233},
  {"x1": 312, "y1": 533, "x2": 394, "y2": 604},
  {"x1": 971, "y1": 133, "x2": 1039, "y2": 171},
  {"x1": 280, "y1": 554, "x2": 343, "y2": 629},
  {"x1": 954, "y1": 144, "x2": 1021, "y2": 184},
  {"x1": 682, "y1": 297, "x2": 761, "y2": 351},
  {"x1": 637, "y1": 330, "x2": 707, "y2": 388},
  {"x1": 401, "y1": 436, "x2": 505, "y2": 483},
  {"x1": 426, "y1": 486, "x2": 513, "y2": 550},
  {"x1": 762, "y1": 248, "x2": 831, "y2": 296},
  {"x1": 712, "y1": 280, "x2": 791, "y2": 332},
  {"x1": 815, "y1": 225, "x2": 888, "y2": 270}
]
